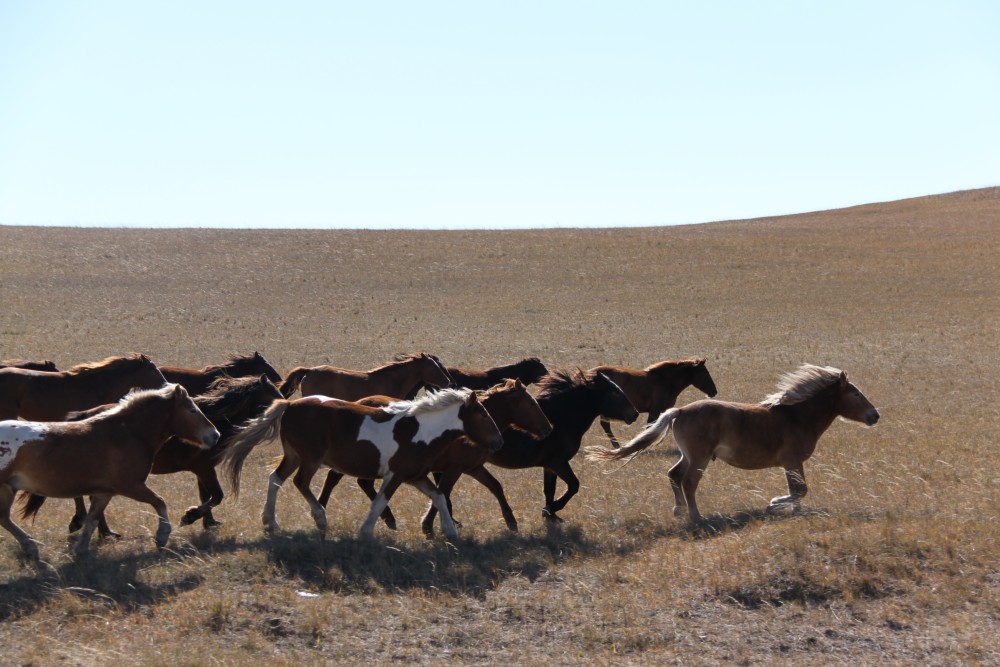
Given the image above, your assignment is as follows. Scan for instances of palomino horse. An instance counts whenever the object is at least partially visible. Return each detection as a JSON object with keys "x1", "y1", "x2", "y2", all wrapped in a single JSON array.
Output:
[
  {"x1": 22, "y1": 374, "x2": 284, "y2": 536},
  {"x1": 586, "y1": 364, "x2": 880, "y2": 525},
  {"x1": 318, "y1": 379, "x2": 554, "y2": 536},
  {"x1": 471, "y1": 370, "x2": 639, "y2": 523},
  {"x1": 278, "y1": 353, "x2": 453, "y2": 400},
  {"x1": 591, "y1": 358, "x2": 718, "y2": 448},
  {"x1": 160, "y1": 351, "x2": 283, "y2": 395},
  {"x1": 0, "y1": 354, "x2": 167, "y2": 421},
  {"x1": 223, "y1": 388, "x2": 503, "y2": 541},
  {"x1": 0, "y1": 359, "x2": 58, "y2": 372},
  {"x1": 0, "y1": 384, "x2": 219, "y2": 571}
]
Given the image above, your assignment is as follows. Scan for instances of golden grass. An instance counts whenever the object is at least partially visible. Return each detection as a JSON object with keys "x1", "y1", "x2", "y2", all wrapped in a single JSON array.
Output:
[{"x1": 1, "y1": 187, "x2": 998, "y2": 664}]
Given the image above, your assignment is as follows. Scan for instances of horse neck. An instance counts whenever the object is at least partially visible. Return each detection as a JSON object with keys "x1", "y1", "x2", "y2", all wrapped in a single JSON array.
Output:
[
  {"x1": 479, "y1": 391, "x2": 516, "y2": 430},
  {"x1": 779, "y1": 384, "x2": 842, "y2": 438},
  {"x1": 372, "y1": 360, "x2": 423, "y2": 395},
  {"x1": 538, "y1": 385, "x2": 602, "y2": 436},
  {"x1": 103, "y1": 397, "x2": 176, "y2": 452}
]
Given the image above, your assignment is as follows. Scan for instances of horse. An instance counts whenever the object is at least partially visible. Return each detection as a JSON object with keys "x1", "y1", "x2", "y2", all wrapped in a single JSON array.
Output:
[
  {"x1": 0, "y1": 354, "x2": 167, "y2": 421},
  {"x1": 463, "y1": 369, "x2": 639, "y2": 523},
  {"x1": 21, "y1": 374, "x2": 284, "y2": 536},
  {"x1": 440, "y1": 357, "x2": 549, "y2": 391},
  {"x1": 317, "y1": 378, "x2": 554, "y2": 536},
  {"x1": 222, "y1": 388, "x2": 504, "y2": 541},
  {"x1": 159, "y1": 351, "x2": 283, "y2": 395},
  {"x1": 586, "y1": 364, "x2": 880, "y2": 526},
  {"x1": 0, "y1": 359, "x2": 59, "y2": 372},
  {"x1": 278, "y1": 353, "x2": 454, "y2": 400},
  {"x1": 591, "y1": 358, "x2": 718, "y2": 448},
  {"x1": 0, "y1": 384, "x2": 219, "y2": 571}
]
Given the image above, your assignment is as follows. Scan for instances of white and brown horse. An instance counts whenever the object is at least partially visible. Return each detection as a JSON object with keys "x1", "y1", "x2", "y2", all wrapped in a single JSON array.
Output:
[
  {"x1": 587, "y1": 364, "x2": 879, "y2": 525},
  {"x1": 0, "y1": 384, "x2": 219, "y2": 571},
  {"x1": 222, "y1": 388, "x2": 503, "y2": 541}
]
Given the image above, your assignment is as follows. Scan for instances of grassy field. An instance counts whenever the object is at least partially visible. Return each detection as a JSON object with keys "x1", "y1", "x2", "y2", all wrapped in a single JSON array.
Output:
[{"x1": 1, "y1": 188, "x2": 998, "y2": 665}]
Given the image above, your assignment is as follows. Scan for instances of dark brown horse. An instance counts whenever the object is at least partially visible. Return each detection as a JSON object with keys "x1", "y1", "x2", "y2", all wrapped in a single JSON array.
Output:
[
  {"x1": 0, "y1": 359, "x2": 58, "y2": 372},
  {"x1": 469, "y1": 370, "x2": 639, "y2": 523},
  {"x1": 223, "y1": 388, "x2": 503, "y2": 541},
  {"x1": 23, "y1": 374, "x2": 284, "y2": 536},
  {"x1": 441, "y1": 357, "x2": 549, "y2": 391},
  {"x1": 318, "y1": 378, "x2": 554, "y2": 535},
  {"x1": 591, "y1": 358, "x2": 718, "y2": 448},
  {"x1": 1, "y1": 384, "x2": 219, "y2": 571},
  {"x1": 278, "y1": 353, "x2": 453, "y2": 400},
  {"x1": 0, "y1": 354, "x2": 167, "y2": 421},
  {"x1": 587, "y1": 365, "x2": 880, "y2": 526},
  {"x1": 160, "y1": 351, "x2": 282, "y2": 395}
]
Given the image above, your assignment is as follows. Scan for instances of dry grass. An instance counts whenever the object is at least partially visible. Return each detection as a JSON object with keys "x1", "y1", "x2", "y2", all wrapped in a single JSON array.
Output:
[{"x1": 1, "y1": 187, "x2": 998, "y2": 665}]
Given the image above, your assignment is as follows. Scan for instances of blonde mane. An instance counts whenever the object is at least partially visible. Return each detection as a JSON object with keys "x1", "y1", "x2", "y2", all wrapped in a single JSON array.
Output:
[
  {"x1": 65, "y1": 354, "x2": 149, "y2": 376},
  {"x1": 382, "y1": 387, "x2": 471, "y2": 417},
  {"x1": 761, "y1": 364, "x2": 843, "y2": 407}
]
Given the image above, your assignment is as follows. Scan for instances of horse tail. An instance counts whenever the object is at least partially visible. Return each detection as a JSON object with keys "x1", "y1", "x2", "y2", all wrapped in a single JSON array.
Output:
[
  {"x1": 18, "y1": 493, "x2": 46, "y2": 522},
  {"x1": 585, "y1": 408, "x2": 680, "y2": 464},
  {"x1": 221, "y1": 399, "x2": 290, "y2": 498},
  {"x1": 277, "y1": 367, "x2": 309, "y2": 398}
]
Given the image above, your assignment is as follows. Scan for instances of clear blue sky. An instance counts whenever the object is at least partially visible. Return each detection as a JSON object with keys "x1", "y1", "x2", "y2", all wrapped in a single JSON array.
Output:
[{"x1": 1, "y1": 2, "x2": 997, "y2": 229}]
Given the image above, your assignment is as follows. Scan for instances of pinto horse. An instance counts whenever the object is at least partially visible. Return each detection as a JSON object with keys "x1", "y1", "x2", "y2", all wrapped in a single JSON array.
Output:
[
  {"x1": 0, "y1": 359, "x2": 58, "y2": 372},
  {"x1": 591, "y1": 358, "x2": 718, "y2": 448},
  {"x1": 223, "y1": 388, "x2": 503, "y2": 541},
  {"x1": 160, "y1": 351, "x2": 283, "y2": 395},
  {"x1": 586, "y1": 364, "x2": 880, "y2": 526},
  {"x1": 22, "y1": 374, "x2": 284, "y2": 536},
  {"x1": 318, "y1": 378, "x2": 554, "y2": 535},
  {"x1": 465, "y1": 370, "x2": 640, "y2": 523},
  {"x1": 278, "y1": 353, "x2": 453, "y2": 400},
  {"x1": 0, "y1": 354, "x2": 167, "y2": 421},
  {"x1": 0, "y1": 384, "x2": 219, "y2": 570}
]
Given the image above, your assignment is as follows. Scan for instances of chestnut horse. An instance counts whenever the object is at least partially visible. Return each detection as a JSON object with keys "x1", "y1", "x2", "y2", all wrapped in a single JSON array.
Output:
[
  {"x1": 223, "y1": 388, "x2": 503, "y2": 541},
  {"x1": 0, "y1": 354, "x2": 167, "y2": 421},
  {"x1": 0, "y1": 384, "x2": 219, "y2": 571},
  {"x1": 160, "y1": 351, "x2": 283, "y2": 395},
  {"x1": 22, "y1": 374, "x2": 284, "y2": 536},
  {"x1": 591, "y1": 358, "x2": 718, "y2": 448},
  {"x1": 278, "y1": 353, "x2": 453, "y2": 400},
  {"x1": 318, "y1": 378, "x2": 554, "y2": 536},
  {"x1": 0, "y1": 359, "x2": 58, "y2": 372},
  {"x1": 586, "y1": 365, "x2": 880, "y2": 525},
  {"x1": 470, "y1": 370, "x2": 639, "y2": 523}
]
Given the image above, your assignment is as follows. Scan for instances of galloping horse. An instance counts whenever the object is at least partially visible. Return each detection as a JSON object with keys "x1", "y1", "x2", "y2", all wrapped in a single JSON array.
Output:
[
  {"x1": 472, "y1": 370, "x2": 639, "y2": 523},
  {"x1": 441, "y1": 357, "x2": 549, "y2": 391},
  {"x1": 278, "y1": 353, "x2": 453, "y2": 400},
  {"x1": 160, "y1": 351, "x2": 283, "y2": 395},
  {"x1": 586, "y1": 364, "x2": 880, "y2": 525},
  {"x1": 590, "y1": 358, "x2": 718, "y2": 448},
  {"x1": 222, "y1": 388, "x2": 503, "y2": 541},
  {"x1": 317, "y1": 378, "x2": 554, "y2": 535},
  {"x1": 0, "y1": 359, "x2": 58, "y2": 372},
  {"x1": 0, "y1": 354, "x2": 167, "y2": 421},
  {"x1": 0, "y1": 384, "x2": 219, "y2": 571},
  {"x1": 22, "y1": 374, "x2": 284, "y2": 536}
]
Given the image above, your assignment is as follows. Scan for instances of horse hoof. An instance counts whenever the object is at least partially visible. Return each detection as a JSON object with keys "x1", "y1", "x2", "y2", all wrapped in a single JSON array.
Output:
[
  {"x1": 385, "y1": 519, "x2": 398, "y2": 531},
  {"x1": 99, "y1": 530, "x2": 123, "y2": 540},
  {"x1": 203, "y1": 518, "x2": 223, "y2": 529},
  {"x1": 541, "y1": 508, "x2": 563, "y2": 523},
  {"x1": 67, "y1": 519, "x2": 83, "y2": 534},
  {"x1": 506, "y1": 521, "x2": 519, "y2": 532}
]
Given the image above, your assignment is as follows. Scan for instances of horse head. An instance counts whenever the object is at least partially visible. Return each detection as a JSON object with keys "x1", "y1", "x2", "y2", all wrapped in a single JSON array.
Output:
[{"x1": 835, "y1": 371, "x2": 880, "y2": 426}]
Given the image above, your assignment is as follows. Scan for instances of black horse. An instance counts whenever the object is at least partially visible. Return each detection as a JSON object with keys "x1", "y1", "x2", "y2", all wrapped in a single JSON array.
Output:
[
  {"x1": 0, "y1": 359, "x2": 59, "y2": 372},
  {"x1": 160, "y1": 351, "x2": 283, "y2": 396}
]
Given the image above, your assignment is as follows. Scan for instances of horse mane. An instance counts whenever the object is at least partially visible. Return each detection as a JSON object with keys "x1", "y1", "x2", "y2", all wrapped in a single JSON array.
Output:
[
  {"x1": 200, "y1": 352, "x2": 259, "y2": 374},
  {"x1": 761, "y1": 364, "x2": 844, "y2": 407},
  {"x1": 197, "y1": 376, "x2": 270, "y2": 418},
  {"x1": 535, "y1": 369, "x2": 592, "y2": 399},
  {"x1": 644, "y1": 358, "x2": 704, "y2": 374},
  {"x1": 382, "y1": 387, "x2": 472, "y2": 417},
  {"x1": 479, "y1": 378, "x2": 518, "y2": 397},
  {"x1": 373, "y1": 353, "x2": 424, "y2": 372},
  {"x1": 64, "y1": 353, "x2": 152, "y2": 376}
]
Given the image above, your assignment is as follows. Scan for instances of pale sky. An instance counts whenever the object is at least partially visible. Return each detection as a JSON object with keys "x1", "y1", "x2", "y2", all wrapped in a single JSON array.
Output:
[{"x1": 1, "y1": 2, "x2": 997, "y2": 229}]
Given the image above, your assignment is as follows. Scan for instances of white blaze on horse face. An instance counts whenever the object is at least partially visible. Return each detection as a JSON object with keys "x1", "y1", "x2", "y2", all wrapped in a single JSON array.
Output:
[{"x1": 0, "y1": 421, "x2": 48, "y2": 472}]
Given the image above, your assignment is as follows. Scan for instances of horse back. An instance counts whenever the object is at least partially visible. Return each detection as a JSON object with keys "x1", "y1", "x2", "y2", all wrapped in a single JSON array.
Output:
[
  {"x1": 160, "y1": 366, "x2": 212, "y2": 394},
  {"x1": 282, "y1": 398, "x2": 385, "y2": 477},
  {"x1": 673, "y1": 400, "x2": 796, "y2": 469},
  {"x1": 590, "y1": 366, "x2": 656, "y2": 413}
]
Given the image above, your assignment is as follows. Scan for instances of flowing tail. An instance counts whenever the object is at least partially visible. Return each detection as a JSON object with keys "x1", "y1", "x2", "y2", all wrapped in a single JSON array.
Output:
[
  {"x1": 220, "y1": 399, "x2": 290, "y2": 498},
  {"x1": 277, "y1": 367, "x2": 310, "y2": 398},
  {"x1": 18, "y1": 493, "x2": 46, "y2": 522},
  {"x1": 585, "y1": 408, "x2": 680, "y2": 464}
]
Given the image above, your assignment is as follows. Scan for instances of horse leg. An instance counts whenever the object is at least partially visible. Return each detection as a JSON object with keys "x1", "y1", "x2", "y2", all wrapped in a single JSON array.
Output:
[
  {"x1": 262, "y1": 453, "x2": 298, "y2": 533},
  {"x1": 431, "y1": 470, "x2": 459, "y2": 525},
  {"x1": 68, "y1": 497, "x2": 87, "y2": 533},
  {"x1": 768, "y1": 463, "x2": 807, "y2": 513},
  {"x1": 0, "y1": 485, "x2": 46, "y2": 569},
  {"x1": 410, "y1": 476, "x2": 459, "y2": 541},
  {"x1": 667, "y1": 456, "x2": 689, "y2": 517},
  {"x1": 544, "y1": 460, "x2": 580, "y2": 520},
  {"x1": 114, "y1": 483, "x2": 172, "y2": 548},
  {"x1": 359, "y1": 472, "x2": 402, "y2": 538},
  {"x1": 542, "y1": 469, "x2": 559, "y2": 521},
  {"x1": 290, "y1": 458, "x2": 327, "y2": 536},
  {"x1": 599, "y1": 417, "x2": 621, "y2": 449},
  {"x1": 180, "y1": 472, "x2": 224, "y2": 528},
  {"x1": 420, "y1": 469, "x2": 461, "y2": 537},
  {"x1": 317, "y1": 469, "x2": 341, "y2": 508},
  {"x1": 357, "y1": 478, "x2": 397, "y2": 530},
  {"x1": 679, "y1": 457, "x2": 709, "y2": 527},
  {"x1": 73, "y1": 494, "x2": 114, "y2": 557},
  {"x1": 467, "y1": 465, "x2": 518, "y2": 531}
]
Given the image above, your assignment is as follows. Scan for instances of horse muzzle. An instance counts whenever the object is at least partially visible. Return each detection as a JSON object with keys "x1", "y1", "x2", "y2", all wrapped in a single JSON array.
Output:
[
  {"x1": 865, "y1": 409, "x2": 880, "y2": 426},
  {"x1": 197, "y1": 428, "x2": 222, "y2": 449}
]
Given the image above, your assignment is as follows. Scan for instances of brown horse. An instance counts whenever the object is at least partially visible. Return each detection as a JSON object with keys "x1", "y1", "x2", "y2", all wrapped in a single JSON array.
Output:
[
  {"x1": 23, "y1": 374, "x2": 284, "y2": 536},
  {"x1": 223, "y1": 388, "x2": 503, "y2": 541},
  {"x1": 159, "y1": 351, "x2": 283, "y2": 395},
  {"x1": 441, "y1": 357, "x2": 549, "y2": 391},
  {"x1": 318, "y1": 379, "x2": 554, "y2": 536},
  {"x1": 591, "y1": 358, "x2": 718, "y2": 448},
  {"x1": 278, "y1": 353, "x2": 453, "y2": 400},
  {"x1": 0, "y1": 384, "x2": 219, "y2": 571},
  {"x1": 0, "y1": 359, "x2": 59, "y2": 372},
  {"x1": 586, "y1": 365, "x2": 880, "y2": 526},
  {"x1": 0, "y1": 354, "x2": 167, "y2": 421}
]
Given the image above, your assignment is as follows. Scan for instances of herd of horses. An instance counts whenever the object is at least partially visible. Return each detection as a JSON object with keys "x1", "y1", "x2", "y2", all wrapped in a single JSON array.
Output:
[{"x1": 0, "y1": 352, "x2": 879, "y2": 573}]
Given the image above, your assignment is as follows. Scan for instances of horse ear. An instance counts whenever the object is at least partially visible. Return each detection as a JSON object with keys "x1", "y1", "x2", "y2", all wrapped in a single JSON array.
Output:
[
  {"x1": 839, "y1": 371, "x2": 848, "y2": 385},
  {"x1": 514, "y1": 378, "x2": 525, "y2": 389},
  {"x1": 259, "y1": 374, "x2": 268, "y2": 383},
  {"x1": 695, "y1": 358, "x2": 706, "y2": 367}
]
